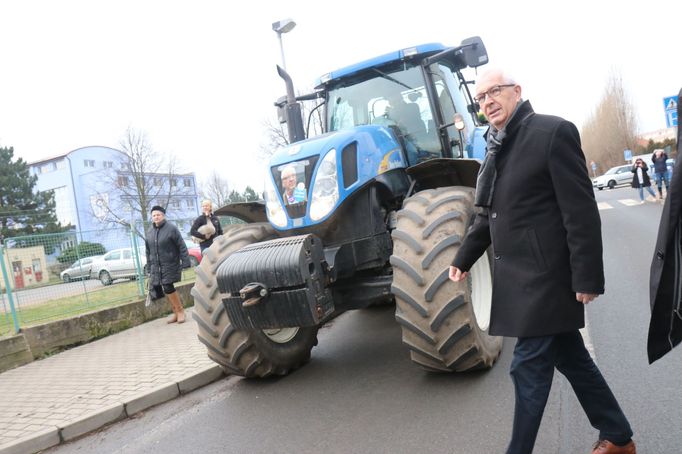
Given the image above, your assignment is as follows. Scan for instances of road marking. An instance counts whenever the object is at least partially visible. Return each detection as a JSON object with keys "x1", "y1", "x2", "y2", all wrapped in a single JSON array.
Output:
[
  {"x1": 597, "y1": 202, "x2": 613, "y2": 210},
  {"x1": 580, "y1": 316, "x2": 597, "y2": 363},
  {"x1": 619, "y1": 199, "x2": 641, "y2": 206}
]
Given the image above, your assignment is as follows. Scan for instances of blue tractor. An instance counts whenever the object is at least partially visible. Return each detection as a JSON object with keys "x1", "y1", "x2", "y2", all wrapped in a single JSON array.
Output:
[{"x1": 192, "y1": 36, "x2": 502, "y2": 377}]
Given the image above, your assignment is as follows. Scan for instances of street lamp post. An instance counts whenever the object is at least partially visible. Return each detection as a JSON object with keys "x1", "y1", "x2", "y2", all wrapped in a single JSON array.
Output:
[{"x1": 272, "y1": 18, "x2": 296, "y2": 71}]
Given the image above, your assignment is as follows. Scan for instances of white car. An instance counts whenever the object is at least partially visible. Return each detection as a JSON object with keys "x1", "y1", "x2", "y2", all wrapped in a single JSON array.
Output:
[
  {"x1": 60, "y1": 255, "x2": 102, "y2": 283},
  {"x1": 91, "y1": 248, "x2": 147, "y2": 285},
  {"x1": 592, "y1": 164, "x2": 633, "y2": 190}
]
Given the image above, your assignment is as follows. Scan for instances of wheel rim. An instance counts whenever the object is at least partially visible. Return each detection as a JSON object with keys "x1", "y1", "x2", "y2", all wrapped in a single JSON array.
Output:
[
  {"x1": 262, "y1": 327, "x2": 299, "y2": 343},
  {"x1": 468, "y1": 253, "x2": 492, "y2": 331}
]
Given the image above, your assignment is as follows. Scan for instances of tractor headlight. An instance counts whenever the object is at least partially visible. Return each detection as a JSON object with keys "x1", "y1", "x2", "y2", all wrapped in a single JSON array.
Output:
[
  {"x1": 263, "y1": 171, "x2": 288, "y2": 228},
  {"x1": 309, "y1": 149, "x2": 339, "y2": 221}
]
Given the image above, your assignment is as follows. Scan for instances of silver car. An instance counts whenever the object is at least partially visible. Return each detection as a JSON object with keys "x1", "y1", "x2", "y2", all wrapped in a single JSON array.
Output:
[
  {"x1": 91, "y1": 248, "x2": 147, "y2": 286},
  {"x1": 592, "y1": 164, "x2": 633, "y2": 190},
  {"x1": 60, "y1": 256, "x2": 103, "y2": 283}
]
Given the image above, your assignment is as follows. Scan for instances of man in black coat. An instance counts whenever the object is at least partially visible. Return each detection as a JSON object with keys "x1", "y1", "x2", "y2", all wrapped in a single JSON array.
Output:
[
  {"x1": 648, "y1": 89, "x2": 682, "y2": 364},
  {"x1": 449, "y1": 69, "x2": 635, "y2": 454}
]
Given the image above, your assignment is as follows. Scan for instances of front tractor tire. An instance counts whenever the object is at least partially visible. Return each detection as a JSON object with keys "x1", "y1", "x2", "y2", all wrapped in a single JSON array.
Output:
[
  {"x1": 390, "y1": 187, "x2": 502, "y2": 372},
  {"x1": 191, "y1": 223, "x2": 319, "y2": 378}
]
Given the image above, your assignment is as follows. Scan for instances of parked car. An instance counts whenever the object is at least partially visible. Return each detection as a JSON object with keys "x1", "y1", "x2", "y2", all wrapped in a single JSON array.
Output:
[
  {"x1": 592, "y1": 164, "x2": 633, "y2": 190},
  {"x1": 185, "y1": 240, "x2": 202, "y2": 266},
  {"x1": 60, "y1": 255, "x2": 102, "y2": 283},
  {"x1": 91, "y1": 247, "x2": 147, "y2": 286}
]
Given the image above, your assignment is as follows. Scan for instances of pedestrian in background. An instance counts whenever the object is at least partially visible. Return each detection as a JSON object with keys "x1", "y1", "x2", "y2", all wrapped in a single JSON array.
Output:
[
  {"x1": 650, "y1": 149, "x2": 670, "y2": 199},
  {"x1": 449, "y1": 68, "x2": 636, "y2": 454},
  {"x1": 146, "y1": 205, "x2": 191, "y2": 324},
  {"x1": 631, "y1": 158, "x2": 657, "y2": 204},
  {"x1": 190, "y1": 199, "x2": 223, "y2": 255}
]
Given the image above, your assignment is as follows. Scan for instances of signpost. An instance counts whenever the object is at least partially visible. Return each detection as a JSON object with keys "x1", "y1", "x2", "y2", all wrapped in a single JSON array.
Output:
[
  {"x1": 663, "y1": 96, "x2": 678, "y2": 128},
  {"x1": 624, "y1": 149, "x2": 632, "y2": 162}
]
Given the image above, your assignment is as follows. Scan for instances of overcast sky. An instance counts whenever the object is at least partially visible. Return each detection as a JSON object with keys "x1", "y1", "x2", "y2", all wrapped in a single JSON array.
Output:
[{"x1": 1, "y1": 1, "x2": 679, "y2": 191}]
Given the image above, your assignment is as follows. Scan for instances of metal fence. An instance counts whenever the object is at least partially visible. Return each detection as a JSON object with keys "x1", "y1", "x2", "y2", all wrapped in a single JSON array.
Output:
[{"x1": 0, "y1": 217, "x2": 222, "y2": 336}]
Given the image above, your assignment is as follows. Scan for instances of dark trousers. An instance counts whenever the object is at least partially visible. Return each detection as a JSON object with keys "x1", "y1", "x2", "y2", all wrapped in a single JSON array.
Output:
[{"x1": 506, "y1": 331, "x2": 632, "y2": 454}]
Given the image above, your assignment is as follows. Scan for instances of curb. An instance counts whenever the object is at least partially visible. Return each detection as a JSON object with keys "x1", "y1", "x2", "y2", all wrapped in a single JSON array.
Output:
[{"x1": 0, "y1": 365, "x2": 225, "y2": 454}]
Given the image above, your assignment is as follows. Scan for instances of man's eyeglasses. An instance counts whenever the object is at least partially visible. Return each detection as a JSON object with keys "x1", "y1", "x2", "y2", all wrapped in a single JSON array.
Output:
[{"x1": 473, "y1": 84, "x2": 516, "y2": 104}]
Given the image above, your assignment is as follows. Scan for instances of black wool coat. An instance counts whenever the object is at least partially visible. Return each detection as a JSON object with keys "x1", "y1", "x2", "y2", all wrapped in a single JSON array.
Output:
[
  {"x1": 630, "y1": 163, "x2": 653, "y2": 188},
  {"x1": 452, "y1": 101, "x2": 604, "y2": 338},
  {"x1": 145, "y1": 220, "x2": 190, "y2": 286},
  {"x1": 648, "y1": 90, "x2": 682, "y2": 363}
]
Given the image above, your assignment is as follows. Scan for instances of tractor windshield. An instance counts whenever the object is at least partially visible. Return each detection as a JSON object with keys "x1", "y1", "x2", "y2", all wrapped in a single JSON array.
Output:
[
  {"x1": 327, "y1": 66, "x2": 440, "y2": 165},
  {"x1": 326, "y1": 62, "x2": 476, "y2": 164}
]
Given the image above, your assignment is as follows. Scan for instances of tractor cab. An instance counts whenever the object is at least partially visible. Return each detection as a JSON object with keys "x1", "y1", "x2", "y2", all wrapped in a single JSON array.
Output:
[{"x1": 321, "y1": 42, "x2": 485, "y2": 165}]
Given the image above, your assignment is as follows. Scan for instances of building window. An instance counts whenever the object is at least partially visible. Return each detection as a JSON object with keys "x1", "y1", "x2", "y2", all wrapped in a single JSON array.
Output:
[
  {"x1": 118, "y1": 176, "x2": 129, "y2": 187},
  {"x1": 170, "y1": 178, "x2": 177, "y2": 187},
  {"x1": 183, "y1": 178, "x2": 192, "y2": 188},
  {"x1": 56, "y1": 159, "x2": 66, "y2": 169},
  {"x1": 154, "y1": 177, "x2": 162, "y2": 186},
  {"x1": 103, "y1": 161, "x2": 113, "y2": 168},
  {"x1": 84, "y1": 159, "x2": 95, "y2": 168},
  {"x1": 185, "y1": 199, "x2": 194, "y2": 208},
  {"x1": 171, "y1": 199, "x2": 180, "y2": 209},
  {"x1": 41, "y1": 164, "x2": 52, "y2": 174}
]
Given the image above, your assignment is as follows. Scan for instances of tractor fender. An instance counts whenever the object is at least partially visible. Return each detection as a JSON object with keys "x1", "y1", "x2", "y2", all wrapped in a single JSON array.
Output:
[
  {"x1": 406, "y1": 158, "x2": 482, "y2": 192},
  {"x1": 214, "y1": 201, "x2": 267, "y2": 223}
]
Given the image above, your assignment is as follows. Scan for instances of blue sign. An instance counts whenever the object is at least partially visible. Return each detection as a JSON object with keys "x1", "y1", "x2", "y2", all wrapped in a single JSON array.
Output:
[
  {"x1": 663, "y1": 96, "x2": 678, "y2": 128},
  {"x1": 624, "y1": 149, "x2": 632, "y2": 162}
]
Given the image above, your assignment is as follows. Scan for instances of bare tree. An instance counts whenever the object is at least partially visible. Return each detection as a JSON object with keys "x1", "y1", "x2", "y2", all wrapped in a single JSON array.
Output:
[
  {"x1": 200, "y1": 170, "x2": 231, "y2": 208},
  {"x1": 91, "y1": 127, "x2": 183, "y2": 238},
  {"x1": 581, "y1": 70, "x2": 640, "y2": 174}
]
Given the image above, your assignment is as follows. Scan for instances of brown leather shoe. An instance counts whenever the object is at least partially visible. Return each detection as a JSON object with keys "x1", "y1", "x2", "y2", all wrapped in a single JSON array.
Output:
[{"x1": 591, "y1": 439, "x2": 636, "y2": 454}]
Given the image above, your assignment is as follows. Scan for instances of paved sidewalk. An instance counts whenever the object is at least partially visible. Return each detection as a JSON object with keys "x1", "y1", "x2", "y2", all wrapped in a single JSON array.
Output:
[{"x1": 0, "y1": 308, "x2": 224, "y2": 454}]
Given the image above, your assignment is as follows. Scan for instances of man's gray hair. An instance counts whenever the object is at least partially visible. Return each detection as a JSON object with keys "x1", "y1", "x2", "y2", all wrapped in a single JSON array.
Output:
[{"x1": 476, "y1": 67, "x2": 518, "y2": 85}]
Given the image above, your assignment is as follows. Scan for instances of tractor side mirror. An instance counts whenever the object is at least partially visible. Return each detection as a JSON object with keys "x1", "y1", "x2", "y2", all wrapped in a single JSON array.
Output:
[
  {"x1": 275, "y1": 96, "x2": 287, "y2": 124},
  {"x1": 460, "y1": 36, "x2": 488, "y2": 68}
]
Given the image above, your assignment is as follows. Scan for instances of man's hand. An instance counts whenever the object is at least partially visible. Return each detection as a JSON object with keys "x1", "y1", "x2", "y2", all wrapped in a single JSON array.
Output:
[
  {"x1": 576, "y1": 293, "x2": 598, "y2": 305},
  {"x1": 448, "y1": 266, "x2": 468, "y2": 282}
]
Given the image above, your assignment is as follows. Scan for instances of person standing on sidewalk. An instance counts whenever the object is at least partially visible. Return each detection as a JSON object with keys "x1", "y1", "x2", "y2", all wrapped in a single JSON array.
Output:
[
  {"x1": 449, "y1": 68, "x2": 636, "y2": 454},
  {"x1": 146, "y1": 205, "x2": 191, "y2": 324},
  {"x1": 651, "y1": 149, "x2": 670, "y2": 199},
  {"x1": 190, "y1": 199, "x2": 223, "y2": 255}
]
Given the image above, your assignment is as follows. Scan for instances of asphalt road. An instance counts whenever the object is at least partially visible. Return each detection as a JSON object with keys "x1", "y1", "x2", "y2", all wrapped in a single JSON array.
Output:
[{"x1": 50, "y1": 187, "x2": 682, "y2": 453}]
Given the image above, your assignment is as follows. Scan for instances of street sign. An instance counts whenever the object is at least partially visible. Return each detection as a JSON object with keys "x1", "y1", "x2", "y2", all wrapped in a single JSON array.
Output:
[
  {"x1": 624, "y1": 149, "x2": 632, "y2": 162},
  {"x1": 663, "y1": 95, "x2": 678, "y2": 128}
]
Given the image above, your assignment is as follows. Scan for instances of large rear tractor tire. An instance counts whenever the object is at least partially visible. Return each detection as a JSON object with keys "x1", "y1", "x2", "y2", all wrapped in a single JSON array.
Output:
[
  {"x1": 390, "y1": 187, "x2": 502, "y2": 372},
  {"x1": 191, "y1": 223, "x2": 319, "y2": 378}
]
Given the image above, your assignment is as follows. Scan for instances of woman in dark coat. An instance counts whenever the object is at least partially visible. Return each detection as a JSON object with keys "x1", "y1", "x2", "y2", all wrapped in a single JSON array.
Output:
[
  {"x1": 648, "y1": 89, "x2": 682, "y2": 363},
  {"x1": 630, "y1": 158, "x2": 657, "y2": 203},
  {"x1": 146, "y1": 205, "x2": 190, "y2": 323},
  {"x1": 190, "y1": 200, "x2": 223, "y2": 254}
]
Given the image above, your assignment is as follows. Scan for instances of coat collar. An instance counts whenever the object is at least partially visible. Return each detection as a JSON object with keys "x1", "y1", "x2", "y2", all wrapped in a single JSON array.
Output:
[{"x1": 483, "y1": 100, "x2": 535, "y2": 142}]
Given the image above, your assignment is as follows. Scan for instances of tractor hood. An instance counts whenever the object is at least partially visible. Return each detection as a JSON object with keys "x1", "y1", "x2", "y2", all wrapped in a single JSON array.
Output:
[
  {"x1": 265, "y1": 125, "x2": 406, "y2": 229},
  {"x1": 270, "y1": 125, "x2": 401, "y2": 168}
]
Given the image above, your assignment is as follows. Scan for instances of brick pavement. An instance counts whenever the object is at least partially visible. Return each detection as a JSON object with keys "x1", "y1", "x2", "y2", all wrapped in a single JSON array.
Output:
[{"x1": 0, "y1": 308, "x2": 224, "y2": 454}]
